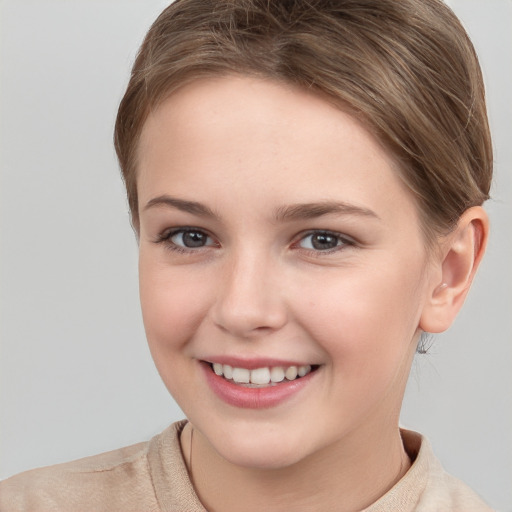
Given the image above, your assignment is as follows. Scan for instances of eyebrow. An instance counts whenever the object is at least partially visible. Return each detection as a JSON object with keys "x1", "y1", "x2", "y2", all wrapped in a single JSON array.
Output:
[
  {"x1": 143, "y1": 195, "x2": 380, "y2": 222},
  {"x1": 143, "y1": 195, "x2": 219, "y2": 218},
  {"x1": 274, "y1": 201, "x2": 380, "y2": 222}
]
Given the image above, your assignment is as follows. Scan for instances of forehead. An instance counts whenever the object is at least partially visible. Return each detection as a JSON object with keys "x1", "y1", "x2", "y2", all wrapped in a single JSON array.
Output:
[
  {"x1": 137, "y1": 75, "x2": 420, "y2": 229},
  {"x1": 141, "y1": 76, "x2": 382, "y2": 157}
]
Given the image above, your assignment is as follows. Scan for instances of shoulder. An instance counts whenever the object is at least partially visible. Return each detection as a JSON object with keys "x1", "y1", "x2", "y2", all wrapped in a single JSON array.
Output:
[
  {"x1": 424, "y1": 472, "x2": 495, "y2": 512},
  {"x1": 0, "y1": 421, "x2": 196, "y2": 512},
  {"x1": 419, "y1": 452, "x2": 494, "y2": 511},
  {"x1": 0, "y1": 437, "x2": 157, "y2": 512},
  {"x1": 364, "y1": 430, "x2": 494, "y2": 512},
  {"x1": 402, "y1": 430, "x2": 494, "y2": 512}
]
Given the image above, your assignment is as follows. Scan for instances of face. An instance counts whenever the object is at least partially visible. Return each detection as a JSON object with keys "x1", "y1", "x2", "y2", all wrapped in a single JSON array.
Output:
[{"x1": 137, "y1": 76, "x2": 435, "y2": 469}]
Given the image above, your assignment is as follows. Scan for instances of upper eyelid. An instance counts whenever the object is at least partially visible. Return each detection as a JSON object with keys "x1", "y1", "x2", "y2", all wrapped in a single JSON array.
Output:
[
  {"x1": 155, "y1": 227, "x2": 218, "y2": 253},
  {"x1": 159, "y1": 226, "x2": 211, "y2": 239},
  {"x1": 152, "y1": 227, "x2": 213, "y2": 248},
  {"x1": 294, "y1": 229, "x2": 355, "y2": 244},
  {"x1": 154, "y1": 226, "x2": 355, "y2": 248}
]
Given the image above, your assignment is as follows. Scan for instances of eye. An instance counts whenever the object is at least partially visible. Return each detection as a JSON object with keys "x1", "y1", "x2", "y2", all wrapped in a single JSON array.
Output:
[
  {"x1": 155, "y1": 227, "x2": 218, "y2": 252},
  {"x1": 170, "y1": 229, "x2": 213, "y2": 248},
  {"x1": 297, "y1": 231, "x2": 352, "y2": 251}
]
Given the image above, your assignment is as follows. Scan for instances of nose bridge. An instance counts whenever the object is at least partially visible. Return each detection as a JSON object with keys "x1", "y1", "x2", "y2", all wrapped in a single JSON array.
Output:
[{"x1": 212, "y1": 245, "x2": 287, "y2": 337}]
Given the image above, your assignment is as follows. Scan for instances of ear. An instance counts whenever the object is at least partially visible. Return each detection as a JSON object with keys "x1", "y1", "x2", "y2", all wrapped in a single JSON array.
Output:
[{"x1": 419, "y1": 206, "x2": 489, "y2": 333}]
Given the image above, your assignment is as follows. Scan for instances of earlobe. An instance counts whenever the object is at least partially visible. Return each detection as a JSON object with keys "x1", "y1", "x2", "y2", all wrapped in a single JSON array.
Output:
[{"x1": 419, "y1": 206, "x2": 489, "y2": 333}]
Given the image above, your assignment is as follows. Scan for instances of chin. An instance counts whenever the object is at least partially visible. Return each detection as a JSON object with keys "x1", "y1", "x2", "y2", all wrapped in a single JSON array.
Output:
[
  {"x1": 221, "y1": 444, "x2": 305, "y2": 470},
  {"x1": 204, "y1": 424, "x2": 312, "y2": 470}
]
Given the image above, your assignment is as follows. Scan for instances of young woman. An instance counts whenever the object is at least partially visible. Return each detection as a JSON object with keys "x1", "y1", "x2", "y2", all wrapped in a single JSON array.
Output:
[{"x1": 0, "y1": 1, "x2": 496, "y2": 510}]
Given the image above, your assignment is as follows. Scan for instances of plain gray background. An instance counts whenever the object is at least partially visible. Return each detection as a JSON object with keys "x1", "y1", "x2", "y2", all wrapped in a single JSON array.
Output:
[{"x1": 0, "y1": 1, "x2": 510, "y2": 510}]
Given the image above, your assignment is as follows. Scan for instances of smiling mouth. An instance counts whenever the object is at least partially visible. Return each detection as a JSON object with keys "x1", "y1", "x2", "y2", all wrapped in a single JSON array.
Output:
[{"x1": 205, "y1": 362, "x2": 319, "y2": 388}]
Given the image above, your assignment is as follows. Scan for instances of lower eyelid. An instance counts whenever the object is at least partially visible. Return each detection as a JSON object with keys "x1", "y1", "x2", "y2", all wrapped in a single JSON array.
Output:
[
  {"x1": 154, "y1": 228, "x2": 354, "y2": 253},
  {"x1": 296, "y1": 231, "x2": 354, "y2": 248},
  {"x1": 156, "y1": 228, "x2": 220, "y2": 252}
]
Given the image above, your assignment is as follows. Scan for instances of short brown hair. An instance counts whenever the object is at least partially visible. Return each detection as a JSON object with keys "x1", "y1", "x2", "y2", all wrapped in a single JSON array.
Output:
[{"x1": 114, "y1": 0, "x2": 492, "y2": 241}]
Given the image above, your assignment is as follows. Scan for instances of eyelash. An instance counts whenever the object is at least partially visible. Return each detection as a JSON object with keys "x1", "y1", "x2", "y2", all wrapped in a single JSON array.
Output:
[
  {"x1": 153, "y1": 227, "x2": 217, "y2": 254},
  {"x1": 293, "y1": 230, "x2": 356, "y2": 256},
  {"x1": 153, "y1": 228, "x2": 356, "y2": 255}
]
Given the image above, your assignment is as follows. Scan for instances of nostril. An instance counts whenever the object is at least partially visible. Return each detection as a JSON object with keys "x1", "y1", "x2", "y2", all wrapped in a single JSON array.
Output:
[{"x1": 211, "y1": 301, "x2": 288, "y2": 338}]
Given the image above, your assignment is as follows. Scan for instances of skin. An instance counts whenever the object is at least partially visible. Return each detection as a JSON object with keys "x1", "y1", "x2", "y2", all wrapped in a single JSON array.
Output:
[{"x1": 136, "y1": 76, "x2": 488, "y2": 511}]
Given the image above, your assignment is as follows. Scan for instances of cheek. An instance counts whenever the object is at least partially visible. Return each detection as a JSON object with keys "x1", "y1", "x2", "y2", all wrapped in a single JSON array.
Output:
[
  {"x1": 138, "y1": 256, "x2": 220, "y2": 408},
  {"x1": 138, "y1": 257, "x2": 212, "y2": 358},
  {"x1": 293, "y1": 262, "x2": 425, "y2": 379}
]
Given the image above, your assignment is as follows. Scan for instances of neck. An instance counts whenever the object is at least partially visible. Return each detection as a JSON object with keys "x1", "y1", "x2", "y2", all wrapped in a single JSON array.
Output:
[{"x1": 181, "y1": 419, "x2": 411, "y2": 512}]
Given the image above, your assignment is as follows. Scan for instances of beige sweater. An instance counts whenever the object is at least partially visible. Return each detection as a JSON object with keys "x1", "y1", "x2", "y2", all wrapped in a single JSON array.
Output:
[{"x1": 0, "y1": 421, "x2": 493, "y2": 511}]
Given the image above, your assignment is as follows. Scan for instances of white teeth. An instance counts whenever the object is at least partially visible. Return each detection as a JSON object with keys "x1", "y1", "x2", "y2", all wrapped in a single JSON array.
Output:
[
  {"x1": 232, "y1": 367, "x2": 250, "y2": 384},
  {"x1": 250, "y1": 367, "x2": 271, "y2": 385},
  {"x1": 211, "y1": 362, "x2": 314, "y2": 385},
  {"x1": 285, "y1": 366, "x2": 298, "y2": 380},
  {"x1": 298, "y1": 365, "x2": 311, "y2": 377},
  {"x1": 223, "y1": 364, "x2": 233, "y2": 379},
  {"x1": 270, "y1": 366, "x2": 285, "y2": 383}
]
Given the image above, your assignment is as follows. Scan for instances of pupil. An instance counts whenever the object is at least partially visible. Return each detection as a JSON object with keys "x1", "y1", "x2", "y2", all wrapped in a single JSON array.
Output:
[
  {"x1": 312, "y1": 233, "x2": 337, "y2": 250},
  {"x1": 183, "y1": 231, "x2": 206, "y2": 247}
]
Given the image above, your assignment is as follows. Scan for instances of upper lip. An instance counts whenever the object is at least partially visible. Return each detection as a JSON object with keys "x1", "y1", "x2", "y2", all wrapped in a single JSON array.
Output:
[{"x1": 201, "y1": 356, "x2": 317, "y2": 370}]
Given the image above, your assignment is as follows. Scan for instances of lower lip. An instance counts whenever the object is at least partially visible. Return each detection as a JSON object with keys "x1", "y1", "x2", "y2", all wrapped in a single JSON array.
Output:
[{"x1": 201, "y1": 362, "x2": 317, "y2": 409}]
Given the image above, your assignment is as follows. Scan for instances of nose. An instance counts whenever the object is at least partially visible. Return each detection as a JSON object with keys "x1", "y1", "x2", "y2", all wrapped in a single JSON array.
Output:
[{"x1": 211, "y1": 250, "x2": 288, "y2": 338}]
